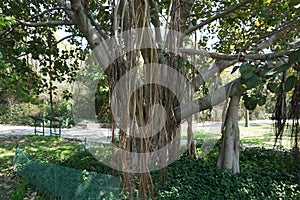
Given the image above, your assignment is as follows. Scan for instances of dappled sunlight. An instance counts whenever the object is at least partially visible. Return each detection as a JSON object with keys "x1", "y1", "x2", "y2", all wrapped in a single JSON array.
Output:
[{"x1": 190, "y1": 124, "x2": 294, "y2": 149}]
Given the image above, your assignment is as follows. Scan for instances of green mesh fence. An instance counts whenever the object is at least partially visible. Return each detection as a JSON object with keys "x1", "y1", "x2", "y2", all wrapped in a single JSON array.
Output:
[{"x1": 13, "y1": 147, "x2": 120, "y2": 200}]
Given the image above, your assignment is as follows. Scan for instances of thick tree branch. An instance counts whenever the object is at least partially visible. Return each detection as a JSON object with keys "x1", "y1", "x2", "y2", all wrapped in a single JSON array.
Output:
[
  {"x1": 175, "y1": 57, "x2": 289, "y2": 121},
  {"x1": 86, "y1": 12, "x2": 108, "y2": 39},
  {"x1": 184, "y1": 0, "x2": 253, "y2": 36},
  {"x1": 180, "y1": 48, "x2": 296, "y2": 61},
  {"x1": 185, "y1": 48, "x2": 296, "y2": 91},
  {"x1": 194, "y1": 60, "x2": 236, "y2": 89},
  {"x1": 56, "y1": 0, "x2": 101, "y2": 47},
  {"x1": 56, "y1": 0, "x2": 111, "y2": 67},
  {"x1": 174, "y1": 78, "x2": 245, "y2": 121},
  {"x1": 17, "y1": 20, "x2": 73, "y2": 27},
  {"x1": 0, "y1": 7, "x2": 69, "y2": 38}
]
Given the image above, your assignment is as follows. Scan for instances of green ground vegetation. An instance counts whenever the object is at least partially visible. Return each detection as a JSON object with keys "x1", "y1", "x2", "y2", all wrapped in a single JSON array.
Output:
[{"x1": 0, "y1": 131, "x2": 299, "y2": 199}]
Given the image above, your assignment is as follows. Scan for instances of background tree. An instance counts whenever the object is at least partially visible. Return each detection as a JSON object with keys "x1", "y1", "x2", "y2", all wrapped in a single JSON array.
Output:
[{"x1": 0, "y1": 0, "x2": 84, "y2": 125}]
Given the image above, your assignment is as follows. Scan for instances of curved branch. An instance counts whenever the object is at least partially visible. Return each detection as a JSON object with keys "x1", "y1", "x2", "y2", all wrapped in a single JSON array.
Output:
[
  {"x1": 180, "y1": 48, "x2": 296, "y2": 61},
  {"x1": 51, "y1": 34, "x2": 80, "y2": 47},
  {"x1": 245, "y1": 50, "x2": 295, "y2": 61},
  {"x1": 241, "y1": 17, "x2": 300, "y2": 52},
  {"x1": 17, "y1": 20, "x2": 73, "y2": 27},
  {"x1": 0, "y1": 7, "x2": 69, "y2": 38},
  {"x1": 184, "y1": 0, "x2": 253, "y2": 36}
]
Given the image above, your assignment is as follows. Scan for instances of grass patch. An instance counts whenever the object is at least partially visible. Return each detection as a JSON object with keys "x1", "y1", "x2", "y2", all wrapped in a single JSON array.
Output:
[
  {"x1": 189, "y1": 123, "x2": 294, "y2": 149},
  {"x1": 239, "y1": 124, "x2": 293, "y2": 148}
]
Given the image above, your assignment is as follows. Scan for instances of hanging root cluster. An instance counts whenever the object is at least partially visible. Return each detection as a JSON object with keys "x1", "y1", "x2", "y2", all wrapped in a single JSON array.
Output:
[
  {"x1": 274, "y1": 67, "x2": 300, "y2": 163},
  {"x1": 288, "y1": 68, "x2": 300, "y2": 163},
  {"x1": 274, "y1": 72, "x2": 287, "y2": 146},
  {"x1": 105, "y1": 34, "x2": 188, "y2": 200},
  {"x1": 103, "y1": 1, "x2": 195, "y2": 198}
]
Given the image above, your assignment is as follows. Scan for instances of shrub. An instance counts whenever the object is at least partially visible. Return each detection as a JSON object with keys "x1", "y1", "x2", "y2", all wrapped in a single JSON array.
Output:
[
  {"x1": 0, "y1": 103, "x2": 41, "y2": 125},
  {"x1": 0, "y1": 101, "x2": 74, "y2": 128},
  {"x1": 43, "y1": 101, "x2": 75, "y2": 128}
]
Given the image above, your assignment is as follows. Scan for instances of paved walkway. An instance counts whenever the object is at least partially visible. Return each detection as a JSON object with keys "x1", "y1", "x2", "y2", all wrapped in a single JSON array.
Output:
[
  {"x1": 0, "y1": 124, "x2": 115, "y2": 140},
  {"x1": 0, "y1": 120, "x2": 273, "y2": 140}
]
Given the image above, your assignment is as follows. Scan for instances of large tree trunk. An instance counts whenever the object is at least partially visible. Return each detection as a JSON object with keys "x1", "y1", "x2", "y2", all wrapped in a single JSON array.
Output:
[{"x1": 217, "y1": 95, "x2": 241, "y2": 173}]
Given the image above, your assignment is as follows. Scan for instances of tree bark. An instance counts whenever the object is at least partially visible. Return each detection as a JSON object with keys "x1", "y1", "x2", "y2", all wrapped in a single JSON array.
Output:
[
  {"x1": 217, "y1": 95, "x2": 241, "y2": 174},
  {"x1": 174, "y1": 78, "x2": 245, "y2": 121},
  {"x1": 245, "y1": 108, "x2": 249, "y2": 127},
  {"x1": 187, "y1": 116, "x2": 196, "y2": 157}
]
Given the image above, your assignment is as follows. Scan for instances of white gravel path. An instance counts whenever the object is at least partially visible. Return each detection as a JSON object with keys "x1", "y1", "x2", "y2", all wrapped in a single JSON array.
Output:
[
  {"x1": 0, "y1": 124, "x2": 113, "y2": 141},
  {"x1": 0, "y1": 120, "x2": 274, "y2": 142}
]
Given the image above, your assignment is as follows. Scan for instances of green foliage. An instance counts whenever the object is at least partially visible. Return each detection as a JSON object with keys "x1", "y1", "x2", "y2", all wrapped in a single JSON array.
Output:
[
  {"x1": 43, "y1": 101, "x2": 74, "y2": 128},
  {"x1": 204, "y1": 0, "x2": 300, "y2": 53},
  {"x1": 239, "y1": 63, "x2": 262, "y2": 89},
  {"x1": 153, "y1": 144, "x2": 300, "y2": 200},
  {"x1": 1, "y1": 135, "x2": 117, "y2": 199},
  {"x1": 242, "y1": 91, "x2": 268, "y2": 111},
  {"x1": 0, "y1": 60, "x2": 41, "y2": 104},
  {"x1": 2, "y1": 135, "x2": 300, "y2": 199},
  {"x1": 274, "y1": 49, "x2": 300, "y2": 74},
  {"x1": 9, "y1": 178, "x2": 30, "y2": 200},
  {"x1": 0, "y1": 103, "x2": 41, "y2": 125},
  {"x1": 95, "y1": 74, "x2": 110, "y2": 121},
  {"x1": 288, "y1": 49, "x2": 300, "y2": 66},
  {"x1": 257, "y1": 94, "x2": 267, "y2": 106},
  {"x1": 284, "y1": 75, "x2": 297, "y2": 92},
  {"x1": 177, "y1": 56, "x2": 191, "y2": 69},
  {"x1": 267, "y1": 82, "x2": 277, "y2": 93},
  {"x1": 243, "y1": 94, "x2": 257, "y2": 110},
  {"x1": 237, "y1": 59, "x2": 293, "y2": 111},
  {"x1": 0, "y1": 135, "x2": 82, "y2": 199},
  {"x1": 0, "y1": 14, "x2": 15, "y2": 31},
  {"x1": 0, "y1": 100, "x2": 74, "y2": 127},
  {"x1": 59, "y1": 148, "x2": 115, "y2": 175},
  {"x1": 0, "y1": 1, "x2": 87, "y2": 123}
]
